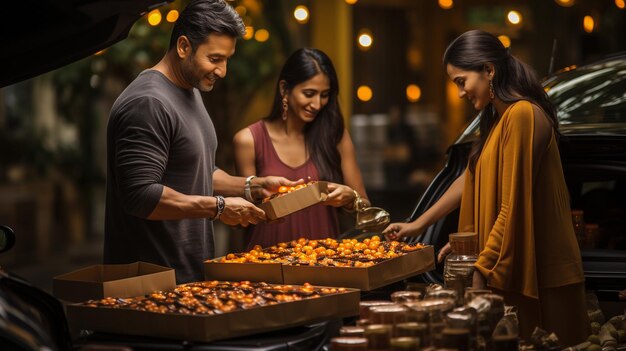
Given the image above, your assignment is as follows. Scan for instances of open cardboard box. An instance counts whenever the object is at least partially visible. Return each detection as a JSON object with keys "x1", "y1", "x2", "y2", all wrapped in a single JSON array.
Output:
[
  {"x1": 66, "y1": 283, "x2": 359, "y2": 343},
  {"x1": 204, "y1": 246, "x2": 435, "y2": 291},
  {"x1": 258, "y1": 181, "x2": 328, "y2": 220},
  {"x1": 53, "y1": 261, "x2": 176, "y2": 303}
]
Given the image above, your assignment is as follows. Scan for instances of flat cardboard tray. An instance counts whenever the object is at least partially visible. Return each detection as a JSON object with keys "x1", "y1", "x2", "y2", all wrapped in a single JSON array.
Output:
[
  {"x1": 66, "y1": 285, "x2": 359, "y2": 343},
  {"x1": 283, "y1": 245, "x2": 435, "y2": 290},
  {"x1": 258, "y1": 181, "x2": 328, "y2": 220},
  {"x1": 53, "y1": 261, "x2": 176, "y2": 303},
  {"x1": 205, "y1": 246, "x2": 435, "y2": 291}
]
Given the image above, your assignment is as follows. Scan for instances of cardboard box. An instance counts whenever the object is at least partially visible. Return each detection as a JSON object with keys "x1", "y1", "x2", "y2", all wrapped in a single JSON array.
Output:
[
  {"x1": 66, "y1": 285, "x2": 359, "y2": 343},
  {"x1": 259, "y1": 181, "x2": 328, "y2": 220},
  {"x1": 283, "y1": 246, "x2": 435, "y2": 290},
  {"x1": 204, "y1": 261, "x2": 283, "y2": 284},
  {"x1": 204, "y1": 246, "x2": 435, "y2": 291},
  {"x1": 53, "y1": 262, "x2": 176, "y2": 302}
]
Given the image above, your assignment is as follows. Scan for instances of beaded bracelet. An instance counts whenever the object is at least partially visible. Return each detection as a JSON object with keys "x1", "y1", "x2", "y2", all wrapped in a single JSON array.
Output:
[{"x1": 213, "y1": 195, "x2": 225, "y2": 220}]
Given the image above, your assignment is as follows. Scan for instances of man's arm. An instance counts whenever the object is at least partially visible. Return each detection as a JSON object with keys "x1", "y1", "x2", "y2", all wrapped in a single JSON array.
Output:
[
  {"x1": 147, "y1": 186, "x2": 218, "y2": 220},
  {"x1": 213, "y1": 169, "x2": 304, "y2": 201}
]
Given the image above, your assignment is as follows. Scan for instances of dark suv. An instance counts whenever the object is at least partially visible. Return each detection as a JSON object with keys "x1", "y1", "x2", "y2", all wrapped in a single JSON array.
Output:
[{"x1": 407, "y1": 53, "x2": 626, "y2": 314}]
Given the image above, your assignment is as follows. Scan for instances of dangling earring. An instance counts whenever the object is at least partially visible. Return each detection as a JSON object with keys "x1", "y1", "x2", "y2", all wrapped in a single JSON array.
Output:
[
  {"x1": 281, "y1": 96, "x2": 288, "y2": 120},
  {"x1": 489, "y1": 79, "x2": 495, "y2": 100}
]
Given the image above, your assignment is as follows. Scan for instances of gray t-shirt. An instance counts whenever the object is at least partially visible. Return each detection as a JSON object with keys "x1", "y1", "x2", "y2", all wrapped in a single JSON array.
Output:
[{"x1": 104, "y1": 70, "x2": 217, "y2": 284}]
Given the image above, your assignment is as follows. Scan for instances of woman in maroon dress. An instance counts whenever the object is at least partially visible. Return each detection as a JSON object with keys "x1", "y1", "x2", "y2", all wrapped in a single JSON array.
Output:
[{"x1": 233, "y1": 48, "x2": 369, "y2": 248}]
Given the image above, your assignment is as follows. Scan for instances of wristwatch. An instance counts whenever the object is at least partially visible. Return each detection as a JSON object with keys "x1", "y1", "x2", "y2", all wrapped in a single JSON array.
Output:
[{"x1": 244, "y1": 175, "x2": 256, "y2": 202}]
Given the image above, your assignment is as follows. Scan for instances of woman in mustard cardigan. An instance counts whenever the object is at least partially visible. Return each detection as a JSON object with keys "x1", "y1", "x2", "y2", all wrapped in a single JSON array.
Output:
[{"x1": 383, "y1": 30, "x2": 589, "y2": 344}]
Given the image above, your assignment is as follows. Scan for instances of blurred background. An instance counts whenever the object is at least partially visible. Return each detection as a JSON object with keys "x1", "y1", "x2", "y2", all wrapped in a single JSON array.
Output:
[{"x1": 1, "y1": 0, "x2": 625, "y2": 292}]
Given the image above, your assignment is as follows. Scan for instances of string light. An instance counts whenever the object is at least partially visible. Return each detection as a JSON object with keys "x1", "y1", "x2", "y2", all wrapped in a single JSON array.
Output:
[
  {"x1": 438, "y1": 0, "x2": 453, "y2": 10},
  {"x1": 406, "y1": 85, "x2": 422, "y2": 102},
  {"x1": 357, "y1": 85, "x2": 373, "y2": 102},
  {"x1": 498, "y1": 35, "x2": 511, "y2": 48},
  {"x1": 255, "y1": 29, "x2": 270, "y2": 42},
  {"x1": 555, "y1": 0, "x2": 575, "y2": 7},
  {"x1": 357, "y1": 30, "x2": 373, "y2": 50},
  {"x1": 243, "y1": 26, "x2": 254, "y2": 40},
  {"x1": 507, "y1": 11, "x2": 522, "y2": 26},
  {"x1": 583, "y1": 16, "x2": 594, "y2": 33},
  {"x1": 147, "y1": 9, "x2": 162, "y2": 26},
  {"x1": 166, "y1": 10, "x2": 179, "y2": 23},
  {"x1": 294, "y1": 5, "x2": 309, "y2": 24}
]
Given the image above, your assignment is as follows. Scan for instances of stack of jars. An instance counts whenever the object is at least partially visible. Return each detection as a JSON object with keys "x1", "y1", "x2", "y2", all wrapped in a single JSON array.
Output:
[{"x1": 330, "y1": 284, "x2": 519, "y2": 350}]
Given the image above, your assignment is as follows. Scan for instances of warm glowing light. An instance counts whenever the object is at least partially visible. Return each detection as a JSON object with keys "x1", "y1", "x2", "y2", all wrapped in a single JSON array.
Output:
[
  {"x1": 345, "y1": 0, "x2": 358, "y2": 4},
  {"x1": 243, "y1": 26, "x2": 254, "y2": 40},
  {"x1": 94, "y1": 49, "x2": 106, "y2": 56},
  {"x1": 294, "y1": 5, "x2": 309, "y2": 24},
  {"x1": 555, "y1": 0, "x2": 575, "y2": 7},
  {"x1": 166, "y1": 10, "x2": 179, "y2": 23},
  {"x1": 235, "y1": 6, "x2": 247, "y2": 16},
  {"x1": 616, "y1": 0, "x2": 625, "y2": 9},
  {"x1": 147, "y1": 9, "x2": 162, "y2": 26},
  {"x1": 357, "y1": 86, "x2": 373, "y2": 102},
  {"x1": 357, "y1": 30, "x2": 373, "y2": 50},
  {"x1": 507, "y1": 11, "x2": 522, "y2": 26},
  {"x1": 583, "y1": 16, "x2": 595, "y2": 33},
  {"x1": 406, "y1": 85, "x2": 422, "y2": 102},
  {"x1": 255, "y1": 29, "x2": 270, "y2": 42},
  {"x1": 498, "y1": 35, "x2": 511, "y2": 48},
  {"x1": 438, "y1": 0, "x2": 454, "y2": 10}
]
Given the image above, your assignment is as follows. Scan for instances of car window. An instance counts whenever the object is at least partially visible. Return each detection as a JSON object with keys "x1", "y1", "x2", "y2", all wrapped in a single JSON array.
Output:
[{"x1": 545, "y1": 58, "x2": 626, "y2": 125}]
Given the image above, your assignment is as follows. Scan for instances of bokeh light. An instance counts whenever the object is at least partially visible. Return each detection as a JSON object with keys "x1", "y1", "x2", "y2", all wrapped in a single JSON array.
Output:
[
  {"x1": 357, "y1": 85, "x2": 373, "y2": 102},
  {"x1": 255, "y1": 29, "x2": 270, "y2": 42},
  {"x1": 406, "y1": 84, "x2": 422, "y2": 102},
  {"x1": 294, "y1": 5, "x2": 309, "y2": 24},
  {"x1": 438, "y1": 0, "x2": 454, "y2": 10},
  {"x1": 498, "y1": 35, "x2": 511, "y2": 48},
  {"x1": 166, "y1": 10, "x2": 179, "y2": 23},
  {"x1": 507, "y1": 11, "x2": 522, "y2": 26},
  {"x1": 583, "y1": 16, "x2": 595, "y2": 33},
  {"x1": 147, "y1": 9, "x2": 162, "y2": 26}
]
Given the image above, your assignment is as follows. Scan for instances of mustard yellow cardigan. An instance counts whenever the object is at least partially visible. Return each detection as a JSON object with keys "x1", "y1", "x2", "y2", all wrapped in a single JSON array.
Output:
[{"x1": 459, "y1": 100, "x2": 584, "y2": 299}]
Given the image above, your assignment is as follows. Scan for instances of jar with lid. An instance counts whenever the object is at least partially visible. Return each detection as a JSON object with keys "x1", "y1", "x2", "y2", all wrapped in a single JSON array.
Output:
[
  {"x1": 405, "y1": 298, "x2": 455, "y2": 347},
  {"x1": 390, "y1": 336, "x2": 420, "y2": 351},
  {"x1": 340, "y1": 326, "x2": 365, "y2": 338},
  {"x1": 443, "y1": 232, "x2": 478, "y2": 301},
  {"x1": 360, "y1": 300, "x2": 395, "y2": 320},
  {"x1": 364, "y1": 324, "x2": 393, "y2": 350},
  {"x1": 369, "y1": 304, "x2": 409, "y2": 332},
  {"x1": 330, "y1": 336, "x2": 368, "y2": 351},
  {"x1": 391, "y1": 290, "x2": 423, "y2": 303},
  {"x1": 395, "y1": 322, "x2": 427, "y2": 342}
]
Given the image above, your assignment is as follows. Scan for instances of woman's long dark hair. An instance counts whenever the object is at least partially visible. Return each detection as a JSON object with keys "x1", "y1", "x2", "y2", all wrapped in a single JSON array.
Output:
[
  {"x1": 266, "y1": 48, "x2": 344, "y2": 182},
  {"x1": 443, "y1": 30, "x2": 558, "y2": 173}
]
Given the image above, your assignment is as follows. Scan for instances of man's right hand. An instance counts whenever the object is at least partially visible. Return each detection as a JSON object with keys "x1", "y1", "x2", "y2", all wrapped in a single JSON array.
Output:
[{"x1": 219, "y1": 197, "x2": 266, "y2": 227}]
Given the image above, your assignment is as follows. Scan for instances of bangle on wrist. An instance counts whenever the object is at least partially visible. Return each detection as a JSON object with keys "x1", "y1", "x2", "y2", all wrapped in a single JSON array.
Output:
[
  {"x1": 213, "y1": 195, "x2": 225, "y2": 220},
  {"x1": 244, "y1": 175, "x2": 256, "y2": 202},
  {"x1": 344, "y1": 189, "x2": 362, "y2": 213}
]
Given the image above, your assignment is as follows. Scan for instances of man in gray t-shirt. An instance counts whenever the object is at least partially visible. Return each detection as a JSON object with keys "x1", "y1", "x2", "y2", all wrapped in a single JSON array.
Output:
[{"x1": 104, "y1": 0, "x2": 298, "y2": 283}]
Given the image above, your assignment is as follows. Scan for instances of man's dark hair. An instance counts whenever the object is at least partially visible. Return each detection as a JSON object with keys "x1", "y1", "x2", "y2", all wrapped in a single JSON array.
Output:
[{"x1": 169, "y1": 0, "x2": 245, "y2": 50}]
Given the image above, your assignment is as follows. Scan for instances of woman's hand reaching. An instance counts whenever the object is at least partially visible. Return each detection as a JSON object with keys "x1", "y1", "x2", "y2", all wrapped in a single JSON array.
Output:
[
  {"x1": 382, "y1": 222, "x2": 421, "y2": 241},
  {"x1": 437, "y1": 242, "x2": 452, "y2": 263},
  {"x1": 325, "y1": 183, "x2": 359, "y2": 208}
]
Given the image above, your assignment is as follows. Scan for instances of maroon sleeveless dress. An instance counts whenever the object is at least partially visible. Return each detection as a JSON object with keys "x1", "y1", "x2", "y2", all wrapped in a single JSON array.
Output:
[{"x1": 246, "y1": 120, "x2": 339, "y2": 249}]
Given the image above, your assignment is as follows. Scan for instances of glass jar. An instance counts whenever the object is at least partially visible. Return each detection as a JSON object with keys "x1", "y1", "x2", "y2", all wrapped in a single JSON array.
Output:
[
  {"x1": 390, "y1": 336, "x2": 420, "y2": 351},
  {"x1": 395, "y1": 322, "x2": 427, "y2": 345},
  {"x1": 330, "y1": 336, "x2": 368, "y2": 351},
  {"x1": 369, "y1": 305, "x2": 409, "y2": 335},
  {"x1": 364, "y1": 324, "x2": 393, "y2": 350},
  {"x1": 443, "y1": 232, "x2": 478, "y2": 301},
  {"x1": 391, "y1": 290, "x2": 423, "y2": 303},
  {"x1": 441, "y1": 328, "x2": 471, "y2": 351},
  {"x1": 360, "y1": 300, "x2": 396, "y2": 320},
  {"x1": 340, "y1": 326, "x2": 366, "y2": 337}
]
